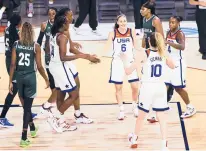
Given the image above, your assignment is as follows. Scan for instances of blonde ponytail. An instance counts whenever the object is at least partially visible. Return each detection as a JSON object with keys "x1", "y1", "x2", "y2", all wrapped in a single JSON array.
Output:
[{"x1": 154, "y1": 32, "x2": 165, "y2": 58}]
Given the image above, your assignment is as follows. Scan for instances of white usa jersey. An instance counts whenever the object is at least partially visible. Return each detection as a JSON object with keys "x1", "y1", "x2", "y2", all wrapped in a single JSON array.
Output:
[
  {"x1": 141, "y1": 50, "x2": 166, "y2": 83},
  {"x1": 112, "y1": 28, "x2": 134, "y2": 61},
  {"x1": 166, "y1": 30, "x2": 184, "y2": 61},
  {"x1": 50, "y1": 33, "x2": 70, "y2": 64}
]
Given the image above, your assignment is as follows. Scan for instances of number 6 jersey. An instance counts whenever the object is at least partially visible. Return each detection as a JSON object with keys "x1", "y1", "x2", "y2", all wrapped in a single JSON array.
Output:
[
  {"x1": 141, "y1": 50, "x2": 166, "y2": 83},
  {"x1": 112, "y1": 28, "x2": 134, "y2": 61}
]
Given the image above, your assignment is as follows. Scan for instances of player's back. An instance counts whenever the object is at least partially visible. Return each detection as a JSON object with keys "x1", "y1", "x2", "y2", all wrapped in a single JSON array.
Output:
[
  {"x1": 141, "y1": 50, "x2": 166, "y2": 83},
  {"x1": 166, "y1": 30, "x2": 184, "y2": 60},
  {"x1": 15, "y1": 41, "x2": 36, "y2": 75},
  {"x1": 113, "y1": 28, "x2": 134, "y2": 61},
  {"x1": 50, "y1": 33, "x2": 70, "y2": 65}
]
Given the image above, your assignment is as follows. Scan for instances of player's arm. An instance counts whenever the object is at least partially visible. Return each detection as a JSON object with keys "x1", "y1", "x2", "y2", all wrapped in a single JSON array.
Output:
[
  {"x1": 142, "y1": 34, "x2": 146, "y2": 48},
  {"x1": 59, "y1": 35, "x2": 89, "y2": 61},
  {"x1": 131, "y1": 28, "x2": 139, "y2": 51},
  {"x1": 153, "y1": 17, "x2": 164, "y2": 38},
  {"x1": 104, "y1": 31, "x2": 114, "y2": 54},
  {"x1": 166, "y1": 32, "x2": 185, "y2": 50},
  {"x1": 37, "y1": 22, "x2": 46, "y2": 46},
  {"x1": 35, "y1": 43, "x2": 49, "y2": 88},
  {"x1": 189, "y1": 0, "x2": 206, "y2": 6},
  {"x1": 9, "y1": 46, "x2": 17, "y2": 94}
]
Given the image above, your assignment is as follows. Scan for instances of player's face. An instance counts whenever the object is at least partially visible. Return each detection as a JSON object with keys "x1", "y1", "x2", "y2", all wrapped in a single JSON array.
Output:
[
  {"x1": 140, "y1": 7, "x2": 150, "y2": 17},
  {"x1": 117, "y1": 16, "x2": 127, "y2": 29},
  {"x1": 65, "y1": 11, "x2": 73, "y2": 24},
  {"x1": 169, "y1": 17, "x2": 179, "y2": 31},
  {"x1": 48, "y1": 9, "x2": 56, "y2": 23},
  {"x1": 63, "y1": 18, "x2": 70, "y2": 31}
]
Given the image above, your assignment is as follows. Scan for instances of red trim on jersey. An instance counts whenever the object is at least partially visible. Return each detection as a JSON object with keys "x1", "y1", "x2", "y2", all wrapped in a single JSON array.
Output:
[
  {"x1": 167, "y1": 29, "x2": 182, "y2": 40},
  {"x1": 115, "y1": 28, "x2": 131, "y2": 38}
]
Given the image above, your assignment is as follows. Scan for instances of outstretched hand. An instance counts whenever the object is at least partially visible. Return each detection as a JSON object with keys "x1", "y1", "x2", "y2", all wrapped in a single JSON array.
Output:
[{"x1": 88, "y1": 54, "x2": 101, "y2": 64}]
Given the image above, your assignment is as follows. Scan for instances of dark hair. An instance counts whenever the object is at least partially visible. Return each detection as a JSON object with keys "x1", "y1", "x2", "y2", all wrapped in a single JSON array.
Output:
[
  {"x1": 9, "y1": 14, "x2": 21, "y2": 49},
  {"x1": 114, "y1": 14, "x2": 126, "y2": 29},
  {"x1": 55, "y1": 7, "x2": 71, "y2": 20},
  {"x1": 47, "y1": 7, "x2": 57, "y2": 14},
  {"x1": 51, "y1": 16, "x2": 67, "y2": 37},
  {"x1": 149, "y1": 32, "x2": 165, "y2": 57},
  {"x1": 142, "y1": 1, "x2": 156, "y2": 15},
  {"x1": 171, "y1": 16, "x2": 183, "y2": 22}
]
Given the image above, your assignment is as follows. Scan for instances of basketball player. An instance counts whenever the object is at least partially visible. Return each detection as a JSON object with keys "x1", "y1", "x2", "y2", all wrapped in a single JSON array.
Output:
[
  {"x1": 141, "y1": 1, "x2": 172, "y2": 122},
  {"x1": 42, "y1": 7, "x2": 94, "y2": 124},
  {"x1": 126, "y1": 32, "x2": 174, "y2": 150},
  {"x1": 104, "y1": 14, "x2": 139, "y2": 120},
  {"x1": 48, "y1": 14, "x2": 100, "y2": 132},
  {"x1": 37, "y1": 7, "x2": 58, "y2": 115},
  {"x1": 165, "y1": 16, "x2": 196, "y2": 118},
  {"x1": 9, "y1": 22, "x2": 49, "y2": 147},
  {"x1": 0, "y1": 14, "x2": 37, "y2": 128}
]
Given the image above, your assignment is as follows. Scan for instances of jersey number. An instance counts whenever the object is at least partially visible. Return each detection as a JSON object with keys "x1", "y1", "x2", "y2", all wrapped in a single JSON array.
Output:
[
  {"x1": 167, "y1": 40, "x2": 173, "y2": 53},
  {"x1": 19, "y1": 53, "x2": 30, "y2": 66},
  {"x1": 51, "y1": 45, "x2": 54, "y2": 57},
  {"x1": 121, "y1": 44, "x2": 126, "y2": 52},
  {"x1": 5, "y1": 38, "x2": 9, "y2": 51},
  {"x1": 151, "y1": 64, "x2": 162, "y2": 77}
]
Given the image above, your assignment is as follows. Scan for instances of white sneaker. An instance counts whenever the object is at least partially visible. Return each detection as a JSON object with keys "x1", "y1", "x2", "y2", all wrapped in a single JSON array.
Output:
[
  {"x1": 47, "y1": 117, "x2": 63, "y2": 133},
  {"x1": 161, "y1": 141, "x2": 169, "y2": 151},
  {"x1": 128, "y1": 133, "x2": 138, "y2": 148},
  {"x1": 117, "y1": 111, "x2": 125, "y2": 120},
  {"x1": 92, "y1": 29, "x2": 101, "y2": 36},
  {"x1": 39, "y1": 103, "x2": 53, "y2": 117},
  {"x1": 58, "y1": 120, "x2": 77, "y2": 132},
  {"x1": 49, "y1": 0, "x2": 54, "y2": 4},
  {"x1": 27, "y1": 12, "x2": 33, "y2": 18},
  {"x1": 75, "y1": 113, "x2": 93, "y2": 124},
  {"x1": 181, "y1": 107, "x2": 196, "y2": 118},
  {"x1": 73, "y1": 26, "x2": 81, "y2": 35},
  {"x1": 132, "y1": 104, "x2": 138, "y2": 117}
]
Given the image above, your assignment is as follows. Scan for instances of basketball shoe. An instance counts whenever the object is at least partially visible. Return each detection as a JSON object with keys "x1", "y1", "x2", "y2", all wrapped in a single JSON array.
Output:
[
  {"x1": 181, "y1": 106, "x2": 196, "y2": 118},
  {"x1": 128, "y1": 133, "x2": 138, "y2": 148},
  {"x1": 74, "y1": 113, "x2": 93, "y2": 124}
]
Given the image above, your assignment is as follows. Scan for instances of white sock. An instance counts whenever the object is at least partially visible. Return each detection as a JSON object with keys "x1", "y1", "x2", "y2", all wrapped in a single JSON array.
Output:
[
  {"x1": 119, "y1": 104, "x2": 124, "y2": 112},
  {"x1": 161, "y1": 140, "x2": 167, "y2": 147},
  {"x1": 44, "y1": 102, "x2": 52, "y2": 108},
  {"x1": 187, "y1": 104, "x2": 194, "y2": 109},
  {"x1": 132, "y1": 101, "x2": 137, "y2": 108},
  {"x1": 75, "y1": 110, "x2": 81, "y2": 117}
]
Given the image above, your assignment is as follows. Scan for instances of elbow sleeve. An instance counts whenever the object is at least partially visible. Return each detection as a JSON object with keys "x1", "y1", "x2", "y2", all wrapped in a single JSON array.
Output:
[{"x1": 37, "y1": 31, "x2": 44, "y2": 46}]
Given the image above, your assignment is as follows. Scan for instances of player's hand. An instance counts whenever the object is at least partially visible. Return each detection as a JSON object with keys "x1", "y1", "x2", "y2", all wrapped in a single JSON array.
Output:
[
  {"x1": 72, "y1": 42, "x2": 82, "y2": 50},
  {"x1": 45, "y1": 80, "x2": 50, "y2": 89},
  {"x1": 199, "y1": 1, "x2": 206, "y2": 7},
  {"x1": 9, "y1": 82, "x2": 13, "y2": 95},
  {"x1": 88, "y1": 54, "x2": 101, "y2": 64},
  {"x1": 119, "y1": 52, "x2": 128, "y2": 62},
  {"x1": 164, "y1": 39, "x2": 169, "y2": 45},
  {"x1": 125, "y1": 67, "x2": 132, "y2": 75}
]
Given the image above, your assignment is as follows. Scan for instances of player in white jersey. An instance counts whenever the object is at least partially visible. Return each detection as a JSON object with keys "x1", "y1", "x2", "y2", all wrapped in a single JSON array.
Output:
[
  {"x1": 104, "y1": 14, "x2": 139, "y2": 120},
  {"x1": 48, "y1": 14, "x2": 100, "y2": 132},
  {"x1": 165, "y1": 16, "x2": 196, "y2": 118},
  {"x1": 123, "y1": 32, "x2": 174, "y2": 150}
]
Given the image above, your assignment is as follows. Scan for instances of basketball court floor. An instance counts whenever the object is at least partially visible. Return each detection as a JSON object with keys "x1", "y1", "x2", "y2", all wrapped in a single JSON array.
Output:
[{"x1": 0, "y1": 21, "x2": 206, "y2": 150}]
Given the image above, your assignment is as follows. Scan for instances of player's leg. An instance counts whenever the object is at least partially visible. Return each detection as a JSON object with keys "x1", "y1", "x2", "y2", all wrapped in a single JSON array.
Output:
[
  {"x1": 20, "y1": 73, "x2": 37, "y2": 147},
  {"x1": 172, "y1": 60, "x2": 196, "y2": 118},
  {"x1": 73, "y1": 75, "x2": 93, "y2": 124},
  {"x1": 128, "y1": 69, "x2": 139, "y2": 117},
  {"x1": 153, "y1": 83, "x2": 169, "y2": 151},
  {"x1": 27, "y1": 0, "x2": 34, "y2": 18},
  {"x1": 40, "y1": 69, "x2": 57, "y2": 117},
  {"x1": 128, "y1": 83, "x2": 152, "y2": 148},
  {"x1": 109, "y1": 59, "x2": 125, "y2": 120}
]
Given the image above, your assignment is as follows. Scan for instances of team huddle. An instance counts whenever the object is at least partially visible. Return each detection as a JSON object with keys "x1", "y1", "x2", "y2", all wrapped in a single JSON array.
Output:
[{"x1": 0, "y1": 1, "x2": 196, "y2": 150}]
